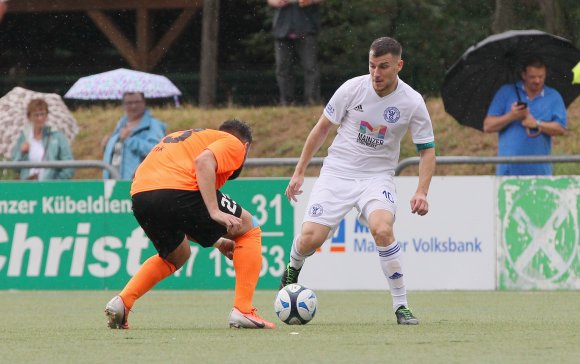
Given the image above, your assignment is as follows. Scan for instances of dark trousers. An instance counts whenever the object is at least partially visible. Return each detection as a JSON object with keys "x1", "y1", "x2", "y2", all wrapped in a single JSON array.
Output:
[{"x1": 274, "y1": 34, "x2": 321, "y2": 105}]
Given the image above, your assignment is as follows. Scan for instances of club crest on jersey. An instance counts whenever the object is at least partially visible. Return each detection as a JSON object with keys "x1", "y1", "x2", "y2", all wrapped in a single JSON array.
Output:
[
  {"x1": 308, "y1": 203, "x2": 324, "y2": 217},
  {"x1": 357, "y1": 120, "x2": 386, "y2": 149},
  {"x1": 384, "y1": 107, "x2": 400, "y2": 123},
  {"x1": 325, "y1": 104, "x2": 335, "y2": 117}
]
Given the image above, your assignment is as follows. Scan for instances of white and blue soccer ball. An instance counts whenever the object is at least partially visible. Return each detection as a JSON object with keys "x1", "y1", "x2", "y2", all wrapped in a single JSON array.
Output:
[{"x1": 274, "y1": 284, "x2": 318, "y2": 325}]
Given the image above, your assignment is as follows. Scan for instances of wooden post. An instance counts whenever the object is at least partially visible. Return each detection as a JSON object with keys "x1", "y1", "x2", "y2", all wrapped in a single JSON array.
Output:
[{"x1": 199, "y1": 0, "x2": 219, "y2": 108}]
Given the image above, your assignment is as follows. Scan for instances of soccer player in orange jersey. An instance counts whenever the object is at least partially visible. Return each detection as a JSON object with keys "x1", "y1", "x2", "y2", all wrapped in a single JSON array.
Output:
[{"x1": 105, "y1": 120, "x2": 275, "y2": 329}]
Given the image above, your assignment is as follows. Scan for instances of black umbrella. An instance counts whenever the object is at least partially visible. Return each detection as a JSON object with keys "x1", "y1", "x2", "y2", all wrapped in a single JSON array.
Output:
[{"x1": 441, "y1": 29, "x2": 580, "y2": 131}]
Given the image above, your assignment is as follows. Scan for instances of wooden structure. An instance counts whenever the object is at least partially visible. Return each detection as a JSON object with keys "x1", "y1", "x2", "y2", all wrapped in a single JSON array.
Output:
[{"x1": 7, "y1": 0, "x2": 203, "y2": 72}]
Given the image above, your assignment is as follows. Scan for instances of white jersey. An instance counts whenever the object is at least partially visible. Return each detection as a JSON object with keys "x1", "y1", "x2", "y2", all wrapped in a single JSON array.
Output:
[{"x1": 321, "y1": 75, "x2": 434, "y2": 177}]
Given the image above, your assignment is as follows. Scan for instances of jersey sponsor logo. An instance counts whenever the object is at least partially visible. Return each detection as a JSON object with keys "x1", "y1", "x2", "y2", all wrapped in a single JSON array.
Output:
[
  {"x1": 325, "y1": 104, "x2": 335, "y2": 117},
  {"x1": 384, "y1": 107, "x2": 400, "y2": 123},
  {"x1": 357, "y1": 120, "x2": 386, "y2": 149},
  {"x1": 353, "y1": 104, "x2": 364, "y2": 112},
  {"x1": 308, "y1": 203, "x2": 323, "y2": 217}
]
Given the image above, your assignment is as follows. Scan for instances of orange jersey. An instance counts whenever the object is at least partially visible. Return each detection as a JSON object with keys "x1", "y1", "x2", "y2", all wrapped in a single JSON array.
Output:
[{"x1": 130, "y1": 129, "x2": 245, "y2": 196}]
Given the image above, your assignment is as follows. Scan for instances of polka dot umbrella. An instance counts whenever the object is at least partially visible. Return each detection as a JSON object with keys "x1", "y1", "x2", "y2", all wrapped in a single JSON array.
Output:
[{"x1": 64, "y1": 68, "x2": 182, "y2": 100}]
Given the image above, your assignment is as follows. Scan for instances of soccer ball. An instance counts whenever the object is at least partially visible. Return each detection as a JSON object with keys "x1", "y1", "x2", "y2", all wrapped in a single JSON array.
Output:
[{"x1": 274, "y1": 284, "x2": 318, "y2": 325}]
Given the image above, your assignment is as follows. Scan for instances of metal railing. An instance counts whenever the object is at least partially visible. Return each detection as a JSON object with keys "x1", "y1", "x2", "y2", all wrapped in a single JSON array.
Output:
[
  {"x1": 395, "y1": 155, "x2": 580, "y2": 176},
  {"x1": 245, "y1": 157, "x2": 324, "y2": 167},
  {"x1": 1, "y1": 155, "x2": 578, "y2": 180},
  {"x1": 0, "y1": 160, "x2": 120, "y2": 180}
]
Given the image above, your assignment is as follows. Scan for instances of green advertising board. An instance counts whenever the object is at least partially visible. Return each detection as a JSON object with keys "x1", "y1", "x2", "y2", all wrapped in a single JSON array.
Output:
[
  {"x1": 0, "y1": 179, "x2": 292, "y2": 290},
  {"x1": 498, "y1": 177, "x2": 580, "y2": 289}
]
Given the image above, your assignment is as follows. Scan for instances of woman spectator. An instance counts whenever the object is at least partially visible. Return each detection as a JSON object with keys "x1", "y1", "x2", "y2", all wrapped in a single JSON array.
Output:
[{"x1": 11, "y1": 98, "x2": 74, "y2": 180}]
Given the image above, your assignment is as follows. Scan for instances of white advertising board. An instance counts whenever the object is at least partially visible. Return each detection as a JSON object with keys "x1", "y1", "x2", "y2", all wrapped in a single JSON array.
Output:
[{"x1": 294, "y1": 176, "x2": 496, "y2": 290}]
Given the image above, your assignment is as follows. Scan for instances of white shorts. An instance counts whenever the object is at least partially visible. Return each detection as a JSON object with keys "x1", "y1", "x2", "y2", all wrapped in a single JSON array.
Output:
[{"x1": 302, "y1": 174, "x2": 397, "y2": 236}]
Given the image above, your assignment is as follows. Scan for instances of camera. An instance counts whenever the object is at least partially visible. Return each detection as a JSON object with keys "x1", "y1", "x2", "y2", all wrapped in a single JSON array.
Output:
[{"x1": 517, "y1": 101, "x2": 527, "y2": 108}]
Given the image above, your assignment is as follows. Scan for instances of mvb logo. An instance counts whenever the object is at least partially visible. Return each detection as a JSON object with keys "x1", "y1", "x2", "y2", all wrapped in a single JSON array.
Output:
[{"x1": 317, "y1": 219, "x2": 346, "y2": 253}]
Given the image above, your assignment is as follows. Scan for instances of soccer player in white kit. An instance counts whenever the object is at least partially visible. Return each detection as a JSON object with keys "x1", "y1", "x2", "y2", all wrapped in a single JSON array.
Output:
[{"x1": 280, "y1": 37, "x2": 436, "y2": 325}]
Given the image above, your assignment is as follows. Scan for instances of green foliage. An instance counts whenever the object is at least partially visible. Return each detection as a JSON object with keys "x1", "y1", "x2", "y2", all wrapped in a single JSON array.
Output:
[{"x1": 235, "y1": 0, "x2": 578, "y2": 96}]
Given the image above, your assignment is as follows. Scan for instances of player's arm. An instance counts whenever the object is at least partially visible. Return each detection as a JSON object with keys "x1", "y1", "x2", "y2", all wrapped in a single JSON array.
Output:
[
  {"x1": 195, "y1": 149, "x2": 242, "y2": 232},
  {"x1": 286, "y1": 114, "x2": 334, "y2": 202},
  {"x1": 410, "y1": 146, "x2": 435, "y2": 216}
]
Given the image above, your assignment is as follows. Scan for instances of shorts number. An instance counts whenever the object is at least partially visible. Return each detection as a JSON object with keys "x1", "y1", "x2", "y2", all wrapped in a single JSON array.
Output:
[
  {"x1": 383, "y1": 190, "x2": 394, "y2": 203},
  {"x1": 220, "y1": 196, "x2": 238, "y2": 214}
]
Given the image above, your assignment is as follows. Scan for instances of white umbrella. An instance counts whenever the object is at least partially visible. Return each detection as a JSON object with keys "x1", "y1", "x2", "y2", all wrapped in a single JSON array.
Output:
[
  {"x1": 0, "y1": 87, "x2": 79, "y2": 160},
  {"x1": 64, "y1": 68, "x2": 182, "y2": 100}
]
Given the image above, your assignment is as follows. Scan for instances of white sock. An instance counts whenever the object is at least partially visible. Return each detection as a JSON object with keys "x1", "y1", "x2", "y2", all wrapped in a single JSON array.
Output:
[
  {"x1": 377, "y1": 242, "x2": 408, "y2": 311},
  {"x1": 289, "y1": 235, "x2": 314, "y2": 270}
]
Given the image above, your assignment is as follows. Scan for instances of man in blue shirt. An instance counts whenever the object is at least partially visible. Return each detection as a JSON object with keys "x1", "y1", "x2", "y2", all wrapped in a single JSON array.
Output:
[{"x1": 484, "y1": 56, "x2": 567, "y2": 176}]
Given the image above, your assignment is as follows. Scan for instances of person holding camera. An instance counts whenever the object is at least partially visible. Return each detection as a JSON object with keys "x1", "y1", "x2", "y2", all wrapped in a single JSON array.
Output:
[{"x1": 483, "y1": 56, "x2": 567, "y2": 176}]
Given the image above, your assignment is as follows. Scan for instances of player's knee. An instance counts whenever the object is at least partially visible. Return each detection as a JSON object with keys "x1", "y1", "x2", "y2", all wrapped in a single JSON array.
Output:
[
  {"x1": 299, "y1": 231, "x2": 324, "y2": 253},
  {"x1": 371, "y1": 225, "x2": 394, "y2": 247},
  {"x1": 235, "y1": 226, "x2": 262, "y2": 247},
  {"x1": 167, "y1": 240, "x2": 191, "y2": 269}
]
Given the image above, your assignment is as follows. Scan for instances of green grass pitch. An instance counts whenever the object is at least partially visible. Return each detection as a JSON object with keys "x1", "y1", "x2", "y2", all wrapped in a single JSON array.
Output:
[{"x1": 1, "y1": 290, "x2": 579, "y2": 363}]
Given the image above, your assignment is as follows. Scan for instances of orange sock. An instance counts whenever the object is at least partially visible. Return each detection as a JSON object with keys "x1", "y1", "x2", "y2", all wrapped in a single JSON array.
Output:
[
  {"x1": 233, "y1": 226, "x2": 262, "y2": 313},
  {"x1": 119, "y1": 255, "x2": 176, "y2": 310}
]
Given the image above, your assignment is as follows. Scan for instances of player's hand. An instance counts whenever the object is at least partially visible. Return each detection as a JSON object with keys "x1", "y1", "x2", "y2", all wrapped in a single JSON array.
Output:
[
  {"x1": 410, "y1": 192, "x2": 429, "y2": 216},
  {"x1": 211, "y1": 210, "x2": 243, "y2": 234},
  {"x1": 286, "y1": 175, "x2": 304, "y2": 202},
  {"x1": 214, "y1": 237, "x2": 235, "y2": 260}
]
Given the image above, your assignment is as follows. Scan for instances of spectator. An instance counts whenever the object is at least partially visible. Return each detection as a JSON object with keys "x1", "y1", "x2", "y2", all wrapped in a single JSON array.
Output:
[
  {"x1": 268, "y1": 0, "x2": 322, "y2": 106},
  {"x1": 102, "y1": 92, "x2": 166, "y2": 180},
  {"x1": 11, "y1": 98, "x2": 74, "y2": 180},
  {"x1": 483, "y1": 56, "x2": 567, "y2": 175}
]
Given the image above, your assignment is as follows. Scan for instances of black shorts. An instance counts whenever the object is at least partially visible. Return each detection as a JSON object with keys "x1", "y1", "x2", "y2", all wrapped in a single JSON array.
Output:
[{"x1": 131, "y1": 189, "x2": 243, "y2": 258}]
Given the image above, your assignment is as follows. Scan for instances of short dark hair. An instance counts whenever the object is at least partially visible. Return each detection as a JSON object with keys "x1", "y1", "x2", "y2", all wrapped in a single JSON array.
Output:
[
  {"x1": 219, "y1": 119, "x2": 253, "y2": 144},
  {"x1": 522, "y1": 55, "x2": 546, "y2": 71},
  {"x1": 370, "y1": 37, "x2": 402, "y2": 58}
]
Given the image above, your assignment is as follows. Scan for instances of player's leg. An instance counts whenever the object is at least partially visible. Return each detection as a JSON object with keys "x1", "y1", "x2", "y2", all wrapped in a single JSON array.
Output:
[
  {"x1": 280, "y1": 175, "x2": 356, "y2": 288},
  {"x1": 280, "y1": 222, "x2": 330, "y2": 288},
  {"x1": 224, "y1": 209, "x2": 275, "y2": 329},
  {"x1": 184, "y1": 190, "x2": 274, "y2": 329},
  {"x1": 105, "y1": 190, "x2": 186, "y2": 329},
  {"x1": 367, "y1": 209, "x2": 417, "y2": 324},
  {"x1": 361, "y1": 177, "x2": 418, "y2": 325}
]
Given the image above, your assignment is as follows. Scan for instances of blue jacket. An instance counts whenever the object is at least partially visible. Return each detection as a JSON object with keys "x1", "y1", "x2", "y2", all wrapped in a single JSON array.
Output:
[
  {"x1": 11, "y1": 126, "x2": 75, "y2": 180},
  {"x1": 103, "y1": 109, "x2": 166, "y2": 180}
]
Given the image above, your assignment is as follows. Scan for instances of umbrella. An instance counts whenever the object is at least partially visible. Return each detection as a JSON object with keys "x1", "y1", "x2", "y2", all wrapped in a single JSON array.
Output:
[
  {"x1": 441, "y1": 29, "x2": 580, "y2": 131},
  {"x1": 0, "y1": 87, "x2": 79, "y2": 159},
  {"x1": 64, "y1": 68, "x2": 182, "y2": 100},
  {"x1": 573, "y1": 62, "x2": 580, "y2": 84}
]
